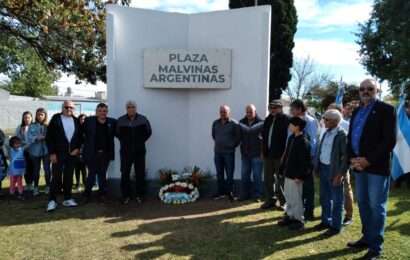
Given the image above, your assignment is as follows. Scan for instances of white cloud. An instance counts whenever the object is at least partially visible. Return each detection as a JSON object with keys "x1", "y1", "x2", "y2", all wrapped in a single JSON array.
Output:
[
  {"x1": 294, "y1": 38, "x2": 360, "y2": 66},
  {"x1": 130, "y1": 0, "x2": 228, "y2": 13},
  {"x1": 295, "y1": 0, "x2": 372, "y2": 27}
]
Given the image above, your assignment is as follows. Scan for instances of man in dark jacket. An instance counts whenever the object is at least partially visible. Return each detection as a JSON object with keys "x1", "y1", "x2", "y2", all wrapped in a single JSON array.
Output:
[
  {"x1": 238, "y1": 104, "x2": 264, "y2": 201},
  {"x1": 212, "y1": 105, "x2": 241, "y2": 201},
  {"x1": 46, "y1": 100, "x2": 82, "y2": 212},
  {"x1": 260, "y1": 100, "x2": 289, "y2": 209},
  {"x1": 116, "y1": 101, "x2": 152, "y2": 204},
  {"x1": 346, "y1": 79, "x2": 396, "y2": 260},
  {"x1": 82, "y1": 103, "x2": 117, "y2": 201}
]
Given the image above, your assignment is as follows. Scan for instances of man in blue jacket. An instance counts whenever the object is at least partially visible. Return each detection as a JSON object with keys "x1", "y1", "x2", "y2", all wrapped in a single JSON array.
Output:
[{"x1": 346, "y1": 79, "x2": 396, "y2": 260}]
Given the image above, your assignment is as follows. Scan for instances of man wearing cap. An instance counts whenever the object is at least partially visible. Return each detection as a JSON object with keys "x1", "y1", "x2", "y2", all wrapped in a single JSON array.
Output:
[{"x1": 260, "y1": 100, "x2": 289, "y2": 209}]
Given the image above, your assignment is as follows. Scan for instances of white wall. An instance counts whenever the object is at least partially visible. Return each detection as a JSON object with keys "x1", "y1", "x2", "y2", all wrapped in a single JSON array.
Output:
[{"x1": 107, "y1": 5, "x2": 271, "y2": 180}]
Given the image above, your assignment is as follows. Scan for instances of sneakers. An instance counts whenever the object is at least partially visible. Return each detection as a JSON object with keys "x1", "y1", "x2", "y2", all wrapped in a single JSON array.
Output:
[
  {"x1": 212, "y1": 194, "x2": 226, "y2": 200},
  {"x1": 62, "y1": 199, "x2": 78, "y2": 207},
  {"x1": 33, "y1": 187, "x2": 40, "y2": 196},
  {"x1": 136, "y1": 197, "x2": 143, "y2": 204},
  {"x1": 47, "y1": 200, "x2": 58, "y2": 212},
  {"x1": 122, "y1": 197, "x2": 130, "y2": 205},
  {"x1": 343, "y1": 217, "x2": 353, "y2": 226}
]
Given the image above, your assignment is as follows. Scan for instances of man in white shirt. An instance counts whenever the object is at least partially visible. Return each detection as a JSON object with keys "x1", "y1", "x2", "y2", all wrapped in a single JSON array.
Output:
[{"x1": 46, "y1": 100, "x2": 82, "y2": 212}]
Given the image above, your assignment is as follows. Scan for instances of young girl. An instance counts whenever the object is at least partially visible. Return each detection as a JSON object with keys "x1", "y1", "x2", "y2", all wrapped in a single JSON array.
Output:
[
  {"x1": 8, "y1": 136, "x2": 26, "y2": 200},
  {"x1": 28, "y1": 108, "x2": 51, "y2": 195},
  {"x1": 16, "y1": 111, "x2": 33, "y2": 192}
]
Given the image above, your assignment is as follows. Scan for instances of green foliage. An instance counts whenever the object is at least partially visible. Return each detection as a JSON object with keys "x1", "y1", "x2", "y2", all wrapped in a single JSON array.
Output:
[
  {"x1": 357, "y1": 0, "x2": 410, "y2": 93},
  {"x1": 0, "y1": 34, "x2": 58, "y2": 97},
  {"x1": 0, "y1": 0, "x2": 129, "y2": 85},
  {"x1": 308, "y1": 81, "x2": 360, "y2": 111},
  {"x1": 229, "y1": 0, "x2": 297, "y2": 100}
]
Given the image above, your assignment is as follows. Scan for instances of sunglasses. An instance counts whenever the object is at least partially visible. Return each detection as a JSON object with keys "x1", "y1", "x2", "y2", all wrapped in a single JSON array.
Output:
[
  {"x1": 359, "y1": 86, "x2": 375, "y2": 92},
  {"x1": 64, "y1": 106, "x2": 74, "y2": 110}
]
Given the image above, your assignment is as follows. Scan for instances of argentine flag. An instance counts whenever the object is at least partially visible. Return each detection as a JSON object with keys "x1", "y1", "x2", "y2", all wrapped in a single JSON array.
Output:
[
  {"x1": 335, "y1": 81, "x2": 345, "y2": 106},
  {"x1": 391, "y1": 94, "x2": 410, "y2": 180}
]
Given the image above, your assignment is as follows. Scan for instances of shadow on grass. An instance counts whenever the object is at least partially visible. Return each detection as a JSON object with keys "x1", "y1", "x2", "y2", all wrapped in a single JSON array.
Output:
[{"x1": 111, "y1": 207, "x2": 351, "y2": 260}]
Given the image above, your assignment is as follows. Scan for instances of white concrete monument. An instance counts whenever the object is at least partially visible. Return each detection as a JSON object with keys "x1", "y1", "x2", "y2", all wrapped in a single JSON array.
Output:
[{"x1": 106, "y1": 5, "x2": 271, "y2": 184}]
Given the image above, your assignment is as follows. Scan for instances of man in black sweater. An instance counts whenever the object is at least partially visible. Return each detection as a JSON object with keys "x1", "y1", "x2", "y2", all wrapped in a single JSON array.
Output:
[
  {"x1": 82, "y1": 103, "x2": 117, "y2": 202},
  {"x1": 116, "y1": 101, "x2": 152, "y2": 205}
]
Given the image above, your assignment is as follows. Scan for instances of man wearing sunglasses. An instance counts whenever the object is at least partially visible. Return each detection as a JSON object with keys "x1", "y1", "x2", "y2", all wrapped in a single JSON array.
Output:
[
  {"x1": 46, "y1": 100, "x2": 82, "y2": 212},
  {"x1": 346, "y1": 79, "x2": 396, "y2": 260}
]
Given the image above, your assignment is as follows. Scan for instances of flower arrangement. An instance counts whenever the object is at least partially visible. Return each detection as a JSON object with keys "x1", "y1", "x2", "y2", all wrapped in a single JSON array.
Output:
[{"x1": 158, "y1": 166, "x2": 209, "y2": 204}]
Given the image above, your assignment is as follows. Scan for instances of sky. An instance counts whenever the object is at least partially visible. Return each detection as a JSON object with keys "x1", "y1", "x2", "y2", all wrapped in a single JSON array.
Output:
[{"x1": 2, "y1": 0, "x2": 375, "y2": 97}]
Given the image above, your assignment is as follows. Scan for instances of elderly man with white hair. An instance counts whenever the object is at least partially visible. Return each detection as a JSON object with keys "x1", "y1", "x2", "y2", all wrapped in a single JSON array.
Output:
[
  {"x1": 314, "y1": 109, "x2": 349, "y2": 236},
  {"x1": 116, "y1": 100, "x2": 152, "y2": 205}
]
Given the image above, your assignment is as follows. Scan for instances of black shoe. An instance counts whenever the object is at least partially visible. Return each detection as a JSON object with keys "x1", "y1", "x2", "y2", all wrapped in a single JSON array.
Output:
[
  {"x1": 288, "y1": 221, "x2": 304, "y2": 231},
  {"x1": 227, "y1": 192, "x2": 237, "y2": 202},
  {"x1": 212, "y1": 194, "x2": 226, "y2": 200},
  {"x1": 237, "y1": 196, "x2": 249, "y2": 202},
  {"x1": 314, "y1": 222, "x2": 331, "y2": 230},
  {"x1": 347, "y1": 239, "x2": 369, "y2": 249},
  {"x1": 278, "y1": 216, "x2": 294, "y2": 226},
  {"x1": 304, "y1": 213, "x2": 315, "y2": 221},
  {"x1": 136, "y1": 197, "x2": 143, "y2": 204},
  {"x1": 343, "y1": 217, "x2": 353, "y2": 226},
  {"x1": 260, "y1": 201, "x2": 275, "y2": 210},
  {"x1": 359, "y1": 250, "x2": 381, "y2": 260},
  {"x1": 121, "y1": 197, "x2": 130, "y2": 205},
  {"x1": 323, "y1": 228, "x2": 341, "y2": 237}
]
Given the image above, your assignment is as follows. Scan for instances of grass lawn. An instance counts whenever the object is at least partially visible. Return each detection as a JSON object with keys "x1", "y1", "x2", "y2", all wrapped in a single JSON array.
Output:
[{"x1": 0, "y1": 183, "x2": 409, "y2": 260}]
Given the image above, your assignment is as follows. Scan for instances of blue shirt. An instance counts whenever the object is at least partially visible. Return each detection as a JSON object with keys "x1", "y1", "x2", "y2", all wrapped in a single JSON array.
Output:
[
  {"x1": 351, "y1": 100, "x2": 376, "y2": 155},
  {"x1": 304, "y1": 114, "x2": 319, "y2": 157}
]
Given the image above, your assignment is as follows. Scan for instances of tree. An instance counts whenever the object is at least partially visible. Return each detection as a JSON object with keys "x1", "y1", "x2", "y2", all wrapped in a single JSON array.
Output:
[
  {"x1": 308, "y1": 81, "x2": 360, "y2": 111},
  {"x1": 285, "y1": 56, "x2": 332, "y2": 101},
  {"x1": 229, "y1": 0, "x2": 297, "y2": 100},
  {"x1": 357, "y1": 0, "x2": 410, "y2": 94},
  {"x1": 0, "y1": 0, "x2": 129, "y2": 84}
]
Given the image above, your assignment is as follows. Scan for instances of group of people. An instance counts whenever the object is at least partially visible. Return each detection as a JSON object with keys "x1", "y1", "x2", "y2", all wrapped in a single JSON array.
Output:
[
  {"x1": 0, "y1": 77, "x2": 404, "y2": 259},
  {"x1": 212, "y1": 79, "x2": 397, "y2": 259},
  {"x1": 0, "y1": 100, "x2": 152, "y2": 212}
]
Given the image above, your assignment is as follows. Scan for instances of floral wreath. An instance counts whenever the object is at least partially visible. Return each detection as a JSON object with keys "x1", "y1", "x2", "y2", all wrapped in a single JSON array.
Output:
[{"x1": 158, "y1": 166, "x2": 208, "y2": 204}]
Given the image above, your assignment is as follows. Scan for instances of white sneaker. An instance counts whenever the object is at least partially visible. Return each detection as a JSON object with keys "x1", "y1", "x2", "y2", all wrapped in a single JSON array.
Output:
[
  {"x1": 47, "y1": 200, "x2": 57, "y2": 212},
  {"x1": 33, "y1": 187, "x2": 40, "y2": 196},
  {"x1": 63, "y1": 199, "x2": 78, "y2": 207}
]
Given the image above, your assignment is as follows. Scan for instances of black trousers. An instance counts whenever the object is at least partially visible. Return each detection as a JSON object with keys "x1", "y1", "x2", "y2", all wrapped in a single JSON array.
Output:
[
  {"x1": 49, "y1": 153, "x2": 77, "y2": 201},
  {"x1": 23, "y1": 151, "x2": 34, "y2": 186},
  {"x1": 85, "y1": 152, "x2": 109, "y2": 197},
  {"x1": 303, "y1": 173, "x2": 315, "y2": 217},
  {"x1": 120, "y1": 153, "x2": 146, "y2": 199},
  {"x1": 75, "y1": 159, "x2": 87, "y2": 186}
]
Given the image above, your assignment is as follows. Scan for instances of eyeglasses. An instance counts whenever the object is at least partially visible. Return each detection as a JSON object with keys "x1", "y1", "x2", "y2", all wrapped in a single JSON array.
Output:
[
  {"x1": 127, "y1": 106, "x2": 135, "y2": 109},
  {"x1": 64, "y1": 106, "x2": 74, "y2": 110},
  {"x1": 359, "y1": 86, "x2": 375, "y2": 92},
  {"x1": 269, "y1": 106, "x2": 280, "y2": 109},
  {"x1": 323, "y1": 118, "x2": 331, "y2": 122}
]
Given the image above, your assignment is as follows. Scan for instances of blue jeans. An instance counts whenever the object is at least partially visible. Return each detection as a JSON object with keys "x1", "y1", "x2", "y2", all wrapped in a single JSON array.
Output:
[
  {"x1": 354, "y1": 171, "x2": 390, "y2": 254},
  {"x1": 214, "y1": 152, "x2": 235, "y2": 195},
  {"x1": 319, "y1": 164, "x2": 344, "y2": 231},
  {"x1": 240, "y1": 157, "x2": 263, "y2": 199}
]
